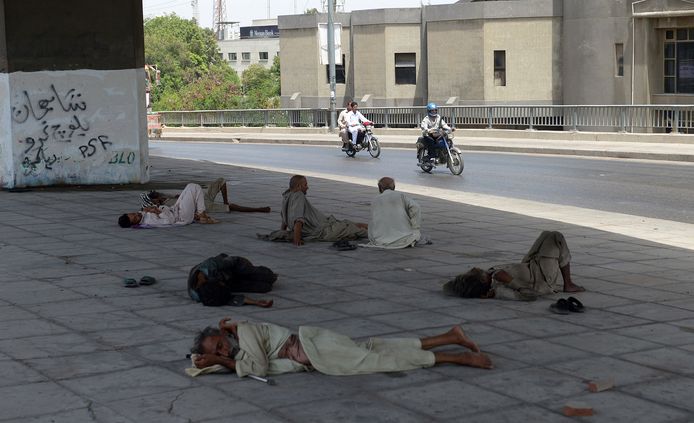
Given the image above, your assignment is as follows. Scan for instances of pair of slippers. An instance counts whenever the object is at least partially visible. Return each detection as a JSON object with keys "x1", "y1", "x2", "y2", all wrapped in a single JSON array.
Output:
[
  {"x1": 549, "y1": 297, "x2": 585, "y2": 314},
  {"x1": 123, "y1": 276, "x2": 157, "y2": 288},
  {"x1": 332, "y1": 240, "x2": 358, "y2": 251}
]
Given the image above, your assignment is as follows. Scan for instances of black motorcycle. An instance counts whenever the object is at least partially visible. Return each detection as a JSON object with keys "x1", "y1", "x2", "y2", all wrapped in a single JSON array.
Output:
[
  {"x1": 345, "y1": 122, "x2": 381, "y2": 158},
  {"x1": 416, "y1": 128, "x2": 464, "y2": 175}
]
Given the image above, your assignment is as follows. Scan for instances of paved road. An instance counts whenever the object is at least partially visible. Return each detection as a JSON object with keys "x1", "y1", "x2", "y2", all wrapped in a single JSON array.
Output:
[{"x1": 151, "y1": 141, "x2": 694, "y2": 224}]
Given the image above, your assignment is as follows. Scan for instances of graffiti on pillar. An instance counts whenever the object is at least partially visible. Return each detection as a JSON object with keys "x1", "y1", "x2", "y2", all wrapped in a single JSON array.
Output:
[{"x1": 11, "y1": 84, "x2": 124, "y2": 176}]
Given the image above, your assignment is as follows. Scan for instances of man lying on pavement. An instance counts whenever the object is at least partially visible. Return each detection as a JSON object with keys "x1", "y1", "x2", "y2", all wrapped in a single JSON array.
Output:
[{"x1": 186, "y1": 318, "x2": 492, "y2": 378}]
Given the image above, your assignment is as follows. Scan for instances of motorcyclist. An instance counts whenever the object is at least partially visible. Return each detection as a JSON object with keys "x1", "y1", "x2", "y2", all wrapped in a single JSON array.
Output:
[
  {"x1": 419, "y1": 103, "x2": 451, "y2": 162},
  {"x1": 338, "y1": 100, "x2": 352, "y2": 151},
  {"x1": 347, "y1": 102, "x2": 370, "y2": 149}
]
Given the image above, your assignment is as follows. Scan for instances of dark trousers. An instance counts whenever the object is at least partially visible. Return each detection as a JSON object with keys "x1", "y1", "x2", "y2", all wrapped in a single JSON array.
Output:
[
  {"x1": 220, "y1": 256, "x2": 276, "y2": 293},
  {"x1": 420, "y1": 136, "x2": 438, "y2": 158}
]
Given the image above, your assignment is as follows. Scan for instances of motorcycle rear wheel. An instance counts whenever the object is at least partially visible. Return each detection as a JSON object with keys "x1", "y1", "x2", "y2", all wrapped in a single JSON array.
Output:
[
  {"x1": 346, "y1": 145, "x2": 356, "y2": 157},
  {"x1": 418, "y1": 149, "x2": 433, "y2": 173},
  {"x1": 368, "y1": 137, "x2": 381, "y2": 158},
  {"x1": 448, "y1": 151, "x2": 464, "y2": 175}
]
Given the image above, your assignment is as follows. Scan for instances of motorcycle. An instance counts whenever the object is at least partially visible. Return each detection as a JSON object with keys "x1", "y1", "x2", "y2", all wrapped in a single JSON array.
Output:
[
  {"x1": 416, "y1": 127, "x2": 464, "y2": 175},
  {"x1": 344, "y1": 122, "x2": 381, "y2": 158}
]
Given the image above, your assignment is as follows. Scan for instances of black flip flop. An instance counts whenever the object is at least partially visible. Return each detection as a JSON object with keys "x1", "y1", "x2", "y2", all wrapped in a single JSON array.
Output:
[
  {"x1": 567, "y1": 297, "x2": 585, "y2": 313},
  {"x1": 332, "y1": 240, "x2": 357, "y2": 251},
  {"x1": 550, "y1": 298, "x2": 571, "y2": 315}
]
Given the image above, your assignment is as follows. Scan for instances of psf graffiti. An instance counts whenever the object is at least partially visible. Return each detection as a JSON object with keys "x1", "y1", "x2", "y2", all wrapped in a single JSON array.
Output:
[{"x1": 11, "y1": 84, "x2": 123, "y2": 176}]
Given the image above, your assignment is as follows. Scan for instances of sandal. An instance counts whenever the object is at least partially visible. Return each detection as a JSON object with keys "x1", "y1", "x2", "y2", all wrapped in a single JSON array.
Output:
[
  {"x1": 139, "y1": 276, "x2": 157, "y2": 286},
  {"x1": 123, "y1": 278, "x2": 138, "y2": 288},
  {"x1": 549, "y1": 298, "x2": 571, "y2": 315},
  {"x1": 567, "y1": 296, "x2": 585, "y2": 313},
  {"x1": 332, "y1": 240, "x2": 357, "y2": 251}
]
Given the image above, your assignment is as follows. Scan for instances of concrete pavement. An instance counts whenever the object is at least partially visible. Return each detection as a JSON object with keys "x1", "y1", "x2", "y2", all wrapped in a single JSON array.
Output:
[
  {"x1": 1, "y1": 156, "x2": 694, "y2": 422},
  {"x1": 160, "y1": 127, "x2": 694, "y2": 162}
]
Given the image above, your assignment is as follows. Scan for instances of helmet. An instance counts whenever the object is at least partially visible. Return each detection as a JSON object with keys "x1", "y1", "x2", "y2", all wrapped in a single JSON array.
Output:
[{"x1": 426, "y1": 102, "x2": 438, "y2": 117}]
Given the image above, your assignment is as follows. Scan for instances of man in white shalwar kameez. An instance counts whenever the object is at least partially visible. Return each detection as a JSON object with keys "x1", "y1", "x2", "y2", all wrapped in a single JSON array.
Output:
[
  {"x1": 187, "y1": 318, "x2": 492, "y2": 378},
  {"x1": 118, "y1": 183, "x2": 217, "y2": 228},
  {"x1": 363, "y1": 177, "x2": 422, "y2": 249}
]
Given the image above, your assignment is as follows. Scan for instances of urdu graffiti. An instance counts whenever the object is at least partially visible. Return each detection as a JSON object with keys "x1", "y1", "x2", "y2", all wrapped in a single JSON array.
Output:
[{"x1": 12, "y1": 84, "x2": 116, "y2": 176}]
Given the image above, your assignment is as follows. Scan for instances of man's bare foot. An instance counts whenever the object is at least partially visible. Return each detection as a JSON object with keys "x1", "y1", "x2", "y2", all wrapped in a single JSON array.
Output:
[
  {"x1": 563, "y1": 282, "x2": 585, "y2": 293},
  {"x1": 464, "y1": 352, "x2": 493, "y2": 369},
  {"x1": 244, "y1": 298, "x2": 274, "y2": 308},
  {"x1": 451, "y1": 325, "x2": 481, "y2": 353}
]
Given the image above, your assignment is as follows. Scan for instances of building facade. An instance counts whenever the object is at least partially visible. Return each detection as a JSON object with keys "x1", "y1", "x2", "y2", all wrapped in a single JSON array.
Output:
[
  {"x1": 218, "y1": 19, "x2": 280, "y2": 75},
  {"x1": 278, "y1": 0, "x2": 694, "y2": 108}
]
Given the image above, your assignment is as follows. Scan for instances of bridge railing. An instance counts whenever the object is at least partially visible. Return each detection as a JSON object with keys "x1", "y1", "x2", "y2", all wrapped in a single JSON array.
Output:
[{"x1": 157, "y1": 105, "x2": 694, "y2": 133}]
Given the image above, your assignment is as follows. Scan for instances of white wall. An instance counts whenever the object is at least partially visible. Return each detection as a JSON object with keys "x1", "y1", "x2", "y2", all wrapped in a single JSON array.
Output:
[
  {"x1": 3, "y1": 68, "x2": 148, "y2": 188},
  {"x1": 0, "y1": 73, "x2": 13, "y2": 187}
]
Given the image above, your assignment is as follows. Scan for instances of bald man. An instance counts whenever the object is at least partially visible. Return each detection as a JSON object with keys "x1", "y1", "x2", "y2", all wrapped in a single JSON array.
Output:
[
  {"x1": 262, "y1": 175, "x2": 367, "y2": 246},
  {"x1": 363, "y1": 177, "x2": 423, "y2": 249}
]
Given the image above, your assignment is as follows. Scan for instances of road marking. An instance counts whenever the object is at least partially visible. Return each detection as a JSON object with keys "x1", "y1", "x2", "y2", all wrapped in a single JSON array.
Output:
[{"x1": 152, "y1": 151, "x2": 694, "y2": 251}]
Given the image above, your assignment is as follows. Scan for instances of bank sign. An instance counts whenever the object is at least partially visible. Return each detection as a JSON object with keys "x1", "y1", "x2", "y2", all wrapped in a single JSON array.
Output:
[{"x1": 240, "y1": 25, "x2": 280, "y2": 39}]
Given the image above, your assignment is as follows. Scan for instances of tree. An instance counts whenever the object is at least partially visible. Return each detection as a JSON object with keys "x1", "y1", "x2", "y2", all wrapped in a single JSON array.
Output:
[
  {"x1": 242, "y1": 63, "x2": 280, "y2": 109},
  {"x1": 305, "y1": 8, "x2": 319, "y2": 14},
  {"x1": 144, "y1": 14, "x2": 280, "y2": 111}
]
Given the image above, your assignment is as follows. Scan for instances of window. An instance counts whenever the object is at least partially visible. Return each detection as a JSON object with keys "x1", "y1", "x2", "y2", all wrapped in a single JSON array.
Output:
[
  {"x1": 242, "y1": 52, "x2": 251, "y2": 61},
  {"x1": 259, "y1": 51, "x2": 269, "y2": 61},
  {"x1": 325, "y1": 54, "x2": 346, "y2": 84},
  {"x1": 394, "y1": 53, "x2": 416, "y2": 85},
  {"x1": 494, "y1": 50, "x2": 506, "y2": 86},
  {"x1": 615, "y1": 43, "x2": 624, "y2": 77},
  {"x1": 228, "y1": 52, "x2": 237, "y2": 61},
  {"x1": 664, "y1": 28, "x2": 694, "y2": 94}
]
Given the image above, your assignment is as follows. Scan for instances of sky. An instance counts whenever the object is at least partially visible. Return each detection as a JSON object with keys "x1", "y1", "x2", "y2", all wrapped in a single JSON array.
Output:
[{"x1": 143, "y1": 0, "x2": 456, "y2": 29}]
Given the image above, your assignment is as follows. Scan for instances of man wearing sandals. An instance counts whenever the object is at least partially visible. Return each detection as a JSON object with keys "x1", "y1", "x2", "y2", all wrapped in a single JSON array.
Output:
[
  {"x1": 118, "y1": 183, "x2": 218, "y2": 228},
  {"x1": 443, "y1": 231, "x2": 585, "y2": 301},
  {"x1": 187, "y1": 319, "x2": 492, "y2": 378}
]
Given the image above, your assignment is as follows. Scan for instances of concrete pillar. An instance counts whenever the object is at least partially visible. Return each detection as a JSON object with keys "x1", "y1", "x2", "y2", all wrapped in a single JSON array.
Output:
[{"x1": 0, "y1": 0, "x2": 148, "y2": 188}]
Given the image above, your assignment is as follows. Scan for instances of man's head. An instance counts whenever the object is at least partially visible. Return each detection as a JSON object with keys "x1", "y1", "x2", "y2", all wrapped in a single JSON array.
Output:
[
  {"x1": 345, "y1": 100, "x2": 352, "y2": 111},
  {"x1": 118, "y1": 212, "x2": 142, "y2": 228},
  {"x1": 377, "y1": 177, "x2": 395, "y2": 193},
  {"x1": 289, "y1": 175, "x2": 308, "y2": 193},
  {"x1": 442, "y1": 267, "x2": 491, "y2": 298},
  {"x1": 197, "y1": 278, "x2": 232, "y2": 306},
  {"x1": 191, "y1": 326, "x2": 234, "y2": 357},
  {"x1": 350, "y1": 101, "x2": 358, "y2": 111},
  {"x1": 426, "y1": 102, "x2": 438, "y2": 118}
]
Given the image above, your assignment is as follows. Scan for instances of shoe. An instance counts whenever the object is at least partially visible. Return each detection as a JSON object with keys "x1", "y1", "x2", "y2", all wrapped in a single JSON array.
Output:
[
  {"x1": 549, "y1": 298, "x2": 571, "y2": 314},
  {"x1": 123, "y1": 278, "x2": 138, "y2": 288},
  {"x1": 139, "y1": 276, "x2": 157, "y2": 286}
]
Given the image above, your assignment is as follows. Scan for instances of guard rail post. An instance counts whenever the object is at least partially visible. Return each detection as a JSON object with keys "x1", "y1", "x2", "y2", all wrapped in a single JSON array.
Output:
[
  {"x1": 487, "y1": 107, "x2": 493, "y2": 129},
  {"x1": 529, "y1": 107, "x2": 535, "y2": 130},
  {"x1": 673, "y1": 108, "x2": 680, "y2": 134}
]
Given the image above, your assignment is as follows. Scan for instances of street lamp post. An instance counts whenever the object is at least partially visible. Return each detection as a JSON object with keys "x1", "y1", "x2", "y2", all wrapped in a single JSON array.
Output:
[{"x1": 327, "y1": 0, "x2": 337, "y2": 131}]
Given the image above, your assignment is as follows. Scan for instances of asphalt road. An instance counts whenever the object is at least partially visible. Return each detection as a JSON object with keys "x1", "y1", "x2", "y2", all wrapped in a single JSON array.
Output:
[{"x1": 151, "y1": 141, "x2": 694, "y2": 224}]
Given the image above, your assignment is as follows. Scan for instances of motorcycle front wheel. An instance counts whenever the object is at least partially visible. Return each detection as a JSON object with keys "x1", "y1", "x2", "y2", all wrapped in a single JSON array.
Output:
[
  {"x1": 368, "y1": 137, "x2": 381, "y2": 158},
  {"x1": 418, "y1": 149, "x2": 433, "y2": 173},
  {"x1": 448, "y1": 151, "x2": 464, "y2": 175}
]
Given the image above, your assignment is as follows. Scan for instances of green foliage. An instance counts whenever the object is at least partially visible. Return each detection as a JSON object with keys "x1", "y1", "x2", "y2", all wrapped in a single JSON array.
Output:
[
  {"x1": 145, "y1": 14, "x2": 279, "y2": 111},
  {"x1": 241, "y1": 61, "x2": 280, "y2": 109},
  {"x1": 305, "y1": 8, "x2": 320, "y2": 14}
]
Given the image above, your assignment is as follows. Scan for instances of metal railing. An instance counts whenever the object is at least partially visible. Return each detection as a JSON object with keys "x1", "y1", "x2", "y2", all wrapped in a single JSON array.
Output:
[{"x1": 157, "y1": 105, "x2": 694, "y2": 133}]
